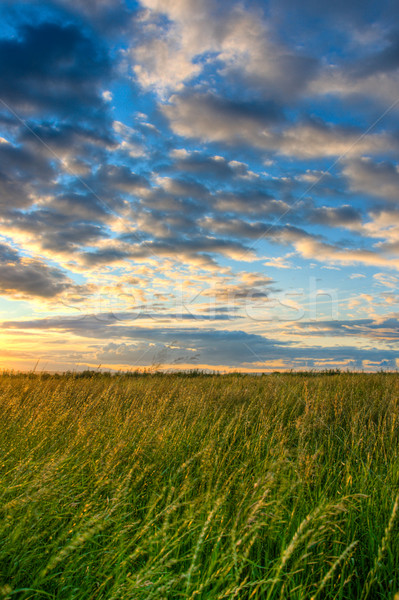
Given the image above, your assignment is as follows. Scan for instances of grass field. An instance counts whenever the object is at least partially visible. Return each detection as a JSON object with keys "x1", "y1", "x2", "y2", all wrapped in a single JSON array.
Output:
[{"x1": 0, "y1": 371, "x2": 398, "y2": 599}]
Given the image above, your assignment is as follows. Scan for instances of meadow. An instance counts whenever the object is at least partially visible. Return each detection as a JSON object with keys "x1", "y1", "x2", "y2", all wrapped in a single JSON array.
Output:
[{"x1": 0, "y1": 371, "x2": 398, "y2": 600}]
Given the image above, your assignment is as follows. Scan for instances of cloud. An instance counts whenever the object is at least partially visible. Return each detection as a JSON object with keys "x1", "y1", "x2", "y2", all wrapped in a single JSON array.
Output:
[
  {"x1": 352, "y1": 30, "x2": 399, "y2": 78},
  {"x1": 263, "y1": 255, "x2": 294, "y2": 269},
  {"x1": 307, "y1": 29, "x2": 399, "y2": 106},
  {"x1": 276, "y1": 121, "x2": 395, "y2": 158},
  {"x1": 133, "y1": 209, "x2": 198, "y2": 240},
  {"x1": 55, "y1": 0, "x2": 134, "y2": 35},
  {"x1": 112, "y1": 120, "x2": 147, "y2": 158},
  {"x1": 200, "y1": 271, "x2": 275, "y2": 302},
  {"x1": 155, "y1": 176, "x2": 209, "y2": 199},
  {"x1": 2, "y1": 314, "x2": 397, "y2": 369},
  {"x1": 170, "y1": 150, "x2": 256, "y2": 181},
  {"x1": 292, "y1": 236, "x2": 399, "y2": 269},
  {"x1": 130, "y1": 0, "x2": 399, "y2": 117},
  {"x1": 216, "y1": 8, "x2": 318, "y2": 99},
  {"x1": 336, "y1": 208, "x2": 399, "y2": 257},
  {"x1": 0, "y1": 242, "x2": 73, "y2": 298},
  {"x1": 295, "y1": 316, "x2": 399, "y2": 342},
  {"x1": 308, "y1": 205, "x2": 362, "y2": 227},
  {"x1": 0, "y1": 20, "x2": 111, "y2": 119},
  {"x1": 16, "y1": 121, "x2": 115, "y2": 177},
  {"x1": 0, "y1": 171, "x2": 34, "y2": 211},
  {"x1": 373, "y1": 273, "x2": 399, "y2": 288},
  {"x1": 200, "y1": 216, "x2": 283, "y2": 240},
  {"x1": 76, "y1": 234, "x2": 257, "y2": 269},
  {"x1": 0, "y1": 315, "x2": 287, "y2": 366},
  {"x1": 43, "y1": 193, "x2": 110, "y2": 222},
  {"x1": 0, "y1": 139, "x2": 54, "y2": 190},
  {"x1": 343, "y1": 158, "x2": 399, "y2": 202},
  {"x1": 309, "y1": 66, "x2": 399, "y2": 107},
  {"x1": 130, "y1": 0, "x2": 317, "y2": 98},
  {"x1": 213, "y1": 192, "x2": 289, "y2": 217},
  {"x1": 270, "y1": 0, "x2": 382, "y2": 24},
  {"x1": 131, "y1": 37, "x2": 202, "y2": 94},
  {"x1": 163, "y1": 92, "x2": 283, "y2": 147},
  {"x1": 2, "y1": 207, "x2": 107, "y2": 254},
  {"x1": 96, "y1": 164, "x2": 150, "y2": 194},
  {"x1": 163, "y1": 92, "x2": 395, "y2": 156}
]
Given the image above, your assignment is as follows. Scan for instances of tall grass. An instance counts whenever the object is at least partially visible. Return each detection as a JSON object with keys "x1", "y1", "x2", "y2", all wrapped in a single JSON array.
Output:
[{"x1": 0, "y1": 372, "x2": 398, "y2": 599}]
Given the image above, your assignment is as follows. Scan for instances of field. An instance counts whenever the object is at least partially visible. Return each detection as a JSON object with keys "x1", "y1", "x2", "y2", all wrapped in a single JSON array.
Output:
[{"x1": 0, "y1": 371, "x2": 398, "y2": 600}]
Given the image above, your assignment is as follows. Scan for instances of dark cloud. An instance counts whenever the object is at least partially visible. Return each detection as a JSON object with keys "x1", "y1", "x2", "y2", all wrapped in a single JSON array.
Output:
[
  {"x1": 5, "y1": 207, "x2": 106, "y2": 252},
  {"x1": 0, "y1": 316, "x2": 290, "y2": 367},
  {"x1": 343, "y1": 158, "x2": 399, "y2": 202},
  {"x1": 55, "y1": 0, "x2": 134, "y2": 35},
  {"x1": 270, "y1": 0, "x2": 388, "y2": 23},
  {"x1": 156, "y1": 177, "x2": 209, "y2": 199},
  {"x1": 308, "y1": 205, "x2": 362, "y2": 226},
  {"x1": 268, "y1": 0, "x2": 395, "y2": 52},
  {"x1": 170, "y1": 151, "x2": 254, "y2": 181},
  {"x1": 0, "y1": 141, "x2": 54, "y2": 186},
  {"x1": 213, "y1": 191, "x2": 289, "y2": 217},
  {"x1": 17, "y1": 121, "x2": 116, "y2": 174},
  {"x1": 0, "y1": 20, "x2": 111, "y2": 119},
  {"x1": 81, "y1": 236, "x2": 254, "y2": 266},
  {"x1": 94, "y1": 336, "x2": 398, "y2": 369},
  {"x1": 96, "y1": 165, "x2": 150, "y2": 194},
  {"x1": 75, "y1": 310, "x2": 238, "y2": 322},
  {"x1": 134, "y1": 209, "x2": 199, "y2": 239},
  {"x1": 201, "y1": 278, "x2": 274, "y2": 302},
  {"x1": 81, "y1": 247, "x2": 131, "y2": 266},
  {"x1": 2, "y1": 315, "x2": 397, "y2": 368},
  {"x1": 201, "y1": 217, "x2": 310, "y2": 243},
  {"x1": 297, "y1": 317, "x2": 399, "y2": 341},
  {"x1": 200, "y1": 217, "x2": 276, "y2": 240},
  {"x1": 0, "y1": 171, "x2": 33, "y2": 210},
  {"x1": 140, "y1": 187, "x2": 206, "y2": 215},
  {"x1": 0, "y1": 140, "x2": 56, "y2": 216},
  {"x1": 44, "y1": 193, "x2": 110, "y2": 222},
  {"x1": 0, "y1": 242, "x2": 72, "y2": 298},
  {"x1": 353, "y1": 30, "x2": 399, "y2": 78}
]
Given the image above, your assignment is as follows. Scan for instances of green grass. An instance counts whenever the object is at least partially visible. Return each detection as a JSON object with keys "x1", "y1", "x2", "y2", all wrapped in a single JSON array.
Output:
[{"x1": 0, "y1": 371, "x2": 398, "y2": 599}]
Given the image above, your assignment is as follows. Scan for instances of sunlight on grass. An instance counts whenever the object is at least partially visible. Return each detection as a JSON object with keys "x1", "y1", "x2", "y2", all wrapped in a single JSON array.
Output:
[{"x1": 0, "y1": 371, "x2": 398, "y2": 599}]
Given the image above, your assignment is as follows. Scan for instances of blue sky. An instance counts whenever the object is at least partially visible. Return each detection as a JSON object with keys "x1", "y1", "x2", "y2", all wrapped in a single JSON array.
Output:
[{"x1": 0, "y1": 0, "x2": 398, "y2": 371}]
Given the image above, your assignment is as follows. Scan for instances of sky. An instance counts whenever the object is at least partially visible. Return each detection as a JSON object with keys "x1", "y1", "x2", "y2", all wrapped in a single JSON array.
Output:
[{"x1": 0, "y1": 0, "x2": 399, "y2": 372}]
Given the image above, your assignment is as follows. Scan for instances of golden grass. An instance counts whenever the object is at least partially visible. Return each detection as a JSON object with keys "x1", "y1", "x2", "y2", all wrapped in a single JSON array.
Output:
[{"x1": 0, "y1": 371, "x2": 398, "y2": 599}]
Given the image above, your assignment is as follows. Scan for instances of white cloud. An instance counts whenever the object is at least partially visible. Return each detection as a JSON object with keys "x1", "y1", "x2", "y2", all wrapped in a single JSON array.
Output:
[
  {"x1": 373, "y1": 273, "x2": 399, "y2": 288},
  {"x1": 130, "y1": 0, "x2": 316, "y2": 96},
  {"x1": 163, "y1": 92, "x2": 396, "y2": 157},
  {"x1": 131, "y1": 38, "x2": 201, "y2": 94},
  {"x1": 293, "y1": 237, "x2": 399, "y2": 270},
  {"x1": 102, "y1": 90, "x2": 113, "y2": 102},
  {"x1": 309, "y1": 65, "x2": 399, "y2": 105},
  {"x1": 263, "y1": 255, "x2": 294, "y2": 269}
]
